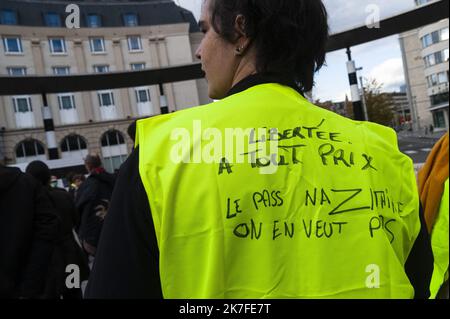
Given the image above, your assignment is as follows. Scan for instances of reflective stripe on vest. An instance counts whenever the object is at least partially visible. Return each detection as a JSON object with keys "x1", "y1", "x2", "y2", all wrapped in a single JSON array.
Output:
[
  {"x1": 136, "y1": 83, "x2": 420, "y2": 298},
  {"x1": 430, "y1": 178, "x2": 449, "y2": 299}
]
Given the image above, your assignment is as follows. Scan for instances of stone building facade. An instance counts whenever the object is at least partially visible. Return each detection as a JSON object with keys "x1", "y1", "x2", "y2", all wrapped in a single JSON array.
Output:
[
  {"x1": 0, "y1": 0, "x2": 210, "y2": 171},
  {"x1": 399, "y1": 0, "x2": 449, "y2": 132}
]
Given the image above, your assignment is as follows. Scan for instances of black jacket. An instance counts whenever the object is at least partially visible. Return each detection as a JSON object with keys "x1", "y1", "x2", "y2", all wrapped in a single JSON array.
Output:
[
  {"x1": 76, "y1": 171, "x2": 116, "y2": 249},
  {"x1": 0, "y1": 165, "x2": 59, "y2": 298},
  {"x1": 85, "y1": 75, "x2": 434, "y2": 299},
  {"x1": 50, "y1": 188, "x2": 80, "y2": 241},
  {"x1": 44, "y1": 187, "x2": 89, "y2": 298}
]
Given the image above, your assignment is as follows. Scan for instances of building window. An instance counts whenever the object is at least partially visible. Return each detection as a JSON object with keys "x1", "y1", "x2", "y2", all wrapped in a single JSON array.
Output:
[
  {"x1": 12, "y1": 96, "x2": 32, "y2": 113},
  {"x1": 426, "y1": 72, "x2": 448, "y2": 88},
  {"x1": 7, "y1": 67, "x2": 26, "y2": 76},
  {"x1": 89, "y1": 37, "x2": 105, "y2": 53},
  {"x1": 424, "y1": 54, "x2": 434, "y2": 67},
  {"x1": 94, "y1": 65, "x2": 109, "y2": 73},
  {"x1": 441, "y1": 27, "x2": 449, "y2": 41},
  {"x1": 97, "y1": 91, "x2": 117, "y2": 120},
  {"x1": 127, "y1": 36, "x2": 142, "y2": 52},
  {"x1": 3, "y1": 36, "x2": 22, "y2": 53},
  {"x1": 44, "y1": 12, "x2": 61, "y2": 27},
  {"x1": 131, "y1": 63, "x2": 146, "y2": 71},
  {"x1": 53, "y1": 66, "x2": 70, "y2": 75},
  {"x1": 415, "y1": 0, "x2": 431, "y2": 6},
  {"x1": 101, "y1": 130, "x2": 127, "y2": 173},
  {"x1": 49, "y1": 38, "x2": 66, "y2": 54},
  {"x1": 421, "y1": 34, "x2": 431, "y2": 48},
  {"x1": 424, "y1": 50, "x2": 447, "y2": 67},
  {"x1": 421, "y1": 31, "x2": 439, "y2": 48},
  {"x1": 422, "y1": 28, "x2": 449, "y2": 48},
  {"x1": 433, "y1": 111, "x2": 446, "y2": 128},
  {"x1": 101, "y1": 130, "x2": 125, "y2": 147},
  {"x1": 135, "y1": 88, "x2": 150, "y2": 103},
  {"x1": 60, "y1": 135, "x2": 87, "y2": 159},
  {"x1": 16, "y1": 139, "x2": 45, "y2": 163},
  {"x1": 58, "y1": 94, "x2": 76, "y2": 110},
  {"x1": 98, "y1": 91, "x2": 115, "y2": 107},
  {"x1": 58, "y1": 93, "x2": 78, "y2": 125},
  {"x1": 438, "y1": 72, "x2": 448, "y2": 84},
  {"x1": 0, "y1": 9, "x2": 17, "y2": 25},
  {"x1": 135, "y1": 87, "x2": 153, "y2": 116},
  {"x1": 12, "y1": 96, "x2": 34, "y2": 128},
  {"x1": 61, "y1": 135, "x2": 87, "y2": 152},
  {"x1": 431, "y1": 30, "x2": 440, "y2": 43},
  {"x1": 435, "y1": 51, "x2": 444, "y2": 64},
  {"x1": 430, "y1": 92, "x2": 449, "y2": 106},
  {"x1": 123, "y1": 13, "x2": 138, "y2": 27},
  {"x1": 427, "y1": 74, "x2": 438, "y2": 87},
  {"x1": 87, "y1": 14, "x2": 102, "y2": 28}
]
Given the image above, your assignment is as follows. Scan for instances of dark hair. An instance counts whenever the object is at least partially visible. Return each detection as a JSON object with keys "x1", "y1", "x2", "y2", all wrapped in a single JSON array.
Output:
[
  {"x1": 26, "y1": 160, "x2": 51, "y2": 186},
  {"x1": 84, "y1": 154, "x2": 102, "y2": 169},
  {"x1": 209, "y1": 0, "x2": 329, "y2": 92},
  {"x1": 127, "y1": 121, "x2": 137, "y2": 143}
]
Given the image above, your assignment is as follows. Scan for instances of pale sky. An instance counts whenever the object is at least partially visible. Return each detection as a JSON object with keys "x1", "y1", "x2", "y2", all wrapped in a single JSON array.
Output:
[{"x1": 175, "y1": 0, "x2": 416, "y2": 102}]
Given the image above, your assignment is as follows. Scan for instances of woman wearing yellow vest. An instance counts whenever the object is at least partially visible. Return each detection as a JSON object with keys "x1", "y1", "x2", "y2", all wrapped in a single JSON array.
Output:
[
  {"x1": 86, "y1": 0, "x2": 432, "y2": 299},
  {"x1": 418, "y1": 133, "x2": 449, "y2": 298}
]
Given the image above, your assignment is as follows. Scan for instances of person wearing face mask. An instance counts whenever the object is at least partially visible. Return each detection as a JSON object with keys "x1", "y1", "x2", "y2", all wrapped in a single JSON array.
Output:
[
  {"x1": 418, "y1": 133, "x2": 449, "y2": 299},
  {"x1": 86, "y1": 0, "x2": 432, "y2": 299}
]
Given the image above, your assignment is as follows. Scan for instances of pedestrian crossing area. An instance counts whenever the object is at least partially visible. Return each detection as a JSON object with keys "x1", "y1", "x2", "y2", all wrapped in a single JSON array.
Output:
[{"x1": 404, "y1": 148, "x2": 432, "y2": 155}]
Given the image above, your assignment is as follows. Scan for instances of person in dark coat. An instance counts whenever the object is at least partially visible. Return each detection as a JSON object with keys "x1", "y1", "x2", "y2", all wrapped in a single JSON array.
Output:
[
  {"x1": 75, "y1": 155, "x2": 116, "y2": 267},
  {"x1": 26, "y1": 161, "x2": 90, "y2": 299},
  {"x1": 0, "y1": 164, "x2": 59, "y2": 298},
  {"x1": 68, "y1": 173, "x2": 85, "y2": 204},
  {"x1": 127, "y1": 121, "x2": 137, "y2": 143}
]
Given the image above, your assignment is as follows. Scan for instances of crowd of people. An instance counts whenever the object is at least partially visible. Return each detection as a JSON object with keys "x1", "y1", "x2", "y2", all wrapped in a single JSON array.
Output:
[
  {"x1": 0, "y1": 124, "x2": 448, "y2": 300},
  {"x1": 0, "y1": 155, "x2": 115, "y2": 299},
  {"x1": 0, "y1": 0, "x2": 448, "y2": 300}
]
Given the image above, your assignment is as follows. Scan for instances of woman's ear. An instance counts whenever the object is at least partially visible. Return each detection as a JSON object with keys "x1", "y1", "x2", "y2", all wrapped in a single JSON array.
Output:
[{"x1": 234, "y1": 14, "x2": 251, "y2": 56}]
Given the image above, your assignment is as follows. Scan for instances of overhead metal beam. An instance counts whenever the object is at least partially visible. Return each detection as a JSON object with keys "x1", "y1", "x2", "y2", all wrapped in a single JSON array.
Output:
[
  {"x1": 326, "y1": 0, "x2": 449, "y2": 52},
  {"x1": 0, "y1": 0, "x2": 448, "y2": 96},
  {"x1": 0, "y1": 63, "x2": 205, "y2": 95}
]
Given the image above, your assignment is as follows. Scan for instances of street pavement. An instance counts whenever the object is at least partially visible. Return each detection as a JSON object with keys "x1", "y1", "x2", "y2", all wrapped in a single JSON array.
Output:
[{"x1": 397, "y1": 130, "x2": 446, "y2": 173}]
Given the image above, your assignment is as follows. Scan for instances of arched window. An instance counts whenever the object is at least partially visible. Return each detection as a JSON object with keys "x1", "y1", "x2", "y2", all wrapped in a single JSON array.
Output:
[
  {"x1": 101, "y1": 130, "x2": 125, "y2": 147},
  {"x1": 15, "y1": 139, "x2": 46, "y2": 163},
  {"x1": 100, "y1": 130, "x2": 128, "y2": 173},
  {"x1": 60, "y1": 134, "x2": 88, "y2": 159}
]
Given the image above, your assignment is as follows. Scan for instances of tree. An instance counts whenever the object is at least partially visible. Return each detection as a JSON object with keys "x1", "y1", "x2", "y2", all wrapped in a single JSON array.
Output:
[
  {"x1": 344, "y1": 95, "x2": 354, "y2": 119},
  {"x1": 314, "y1": 100, "x2": 333, "y2": 111},
  {"x1": 362, "y1": 79, "x2": 394, "y2": 127},
  {"x1": 314, "y1": 96, "x2": 353, "y2": 119}
]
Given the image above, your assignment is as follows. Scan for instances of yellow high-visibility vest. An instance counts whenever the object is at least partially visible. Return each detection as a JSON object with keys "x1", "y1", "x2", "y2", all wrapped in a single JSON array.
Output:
[
  {"x1": 136, "y1": 83, "x2": 420, "y2": 298},
  {"x1": 430, "y1": 178, "x2": 449, "y2": 298}
]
